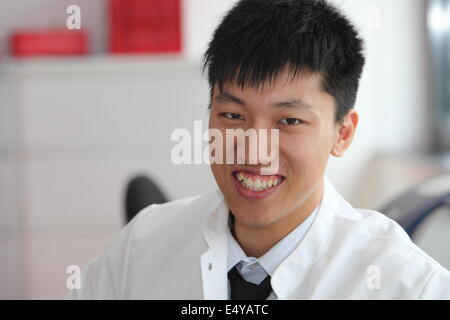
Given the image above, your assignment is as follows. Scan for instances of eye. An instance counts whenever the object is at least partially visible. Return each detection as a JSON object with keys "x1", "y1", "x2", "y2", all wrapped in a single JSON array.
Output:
[
  {"x1": 221, "y1": 112, "x2": 245, "y2": 121},
  {"x1": 279, "y1": 118, "x2": 303, "y2": 125}
]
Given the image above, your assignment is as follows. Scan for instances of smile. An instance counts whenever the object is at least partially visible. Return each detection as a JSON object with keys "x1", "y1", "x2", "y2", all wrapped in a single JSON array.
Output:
[{"x1": 232, "y1": 170, "x2": 285, "y2": 199}]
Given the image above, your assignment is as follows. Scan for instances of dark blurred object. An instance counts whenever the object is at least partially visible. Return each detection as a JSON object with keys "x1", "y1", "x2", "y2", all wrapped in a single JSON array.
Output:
[
  {"x1": 125, "y1": 175, "x2": 168, "y2": 223},
  {"x1": 110, "y1": 0, "x2": 181, "y2": 54},
  {"x1": 10, "y1": 30, "x2": 88, "y2": 57},
  {"x1": 379, "y1": 173, "x2": 450, "y2": 236}
]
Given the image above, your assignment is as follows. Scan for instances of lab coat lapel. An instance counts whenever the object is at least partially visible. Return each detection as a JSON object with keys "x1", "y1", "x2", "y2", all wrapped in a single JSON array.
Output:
[
  {"x1": 270, "y1": 176, "x2": 339, "y2": 299},
  {"x1": 200, "y1": 191, "x2": 229, "y2": 299}
]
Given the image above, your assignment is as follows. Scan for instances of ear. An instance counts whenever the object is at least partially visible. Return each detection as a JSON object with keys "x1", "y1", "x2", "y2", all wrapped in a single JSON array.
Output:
[{"x1": 331, "y1": 109, "x2": 359, "y2": 157}]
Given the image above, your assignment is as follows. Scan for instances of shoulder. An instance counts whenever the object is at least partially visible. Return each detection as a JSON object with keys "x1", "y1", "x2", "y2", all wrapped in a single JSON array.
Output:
[
  {"x1": 69, "y1": 189, "x2": 223, "y2": 299},
  {"x1": 328, "y1": 198, "x2": 450, "y2": 298},
  {"x1": 131, "y1": 188, "x2": 223, "y2": 239},
  {"x1": 334, "y1": 206, "x2": 437, "y2": 265}
]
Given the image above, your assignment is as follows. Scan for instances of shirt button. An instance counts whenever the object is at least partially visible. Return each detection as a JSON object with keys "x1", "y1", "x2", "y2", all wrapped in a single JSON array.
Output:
[{"x1": 208, "y1": 263, "x2": 213, "y2": 271}]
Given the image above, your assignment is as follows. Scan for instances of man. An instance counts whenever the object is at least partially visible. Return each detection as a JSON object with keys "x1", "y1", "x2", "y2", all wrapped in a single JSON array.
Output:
[{"x1": 69, "y1": 0, "x2": 450, "y2": 299}]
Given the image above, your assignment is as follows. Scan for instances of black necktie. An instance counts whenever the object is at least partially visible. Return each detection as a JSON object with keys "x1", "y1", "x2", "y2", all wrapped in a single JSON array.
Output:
[{"x1": 228, "y1": 265, "x2": 273, "y2": 300}]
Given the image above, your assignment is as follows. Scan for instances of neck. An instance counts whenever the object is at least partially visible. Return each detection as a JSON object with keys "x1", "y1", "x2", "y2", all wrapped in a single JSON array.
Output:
[{"x1": 233, "y1": 182, "x2": 323, "y2": 258}]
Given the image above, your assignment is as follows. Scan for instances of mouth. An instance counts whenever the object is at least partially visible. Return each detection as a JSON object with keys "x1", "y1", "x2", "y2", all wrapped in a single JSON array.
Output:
[{"x1": 231, "y1": 170, "x2": 285, "y2": 199}]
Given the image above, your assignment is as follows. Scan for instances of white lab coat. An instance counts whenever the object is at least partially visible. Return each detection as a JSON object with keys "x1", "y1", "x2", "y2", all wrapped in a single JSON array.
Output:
[{"x1": 69, "y1": 176, "x2": 450, "y2": 299}]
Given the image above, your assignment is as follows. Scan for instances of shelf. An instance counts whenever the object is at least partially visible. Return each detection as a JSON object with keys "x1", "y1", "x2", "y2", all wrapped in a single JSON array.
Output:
[{"x1": 0, "y1": 54, "x2": 203, "y2": 77}]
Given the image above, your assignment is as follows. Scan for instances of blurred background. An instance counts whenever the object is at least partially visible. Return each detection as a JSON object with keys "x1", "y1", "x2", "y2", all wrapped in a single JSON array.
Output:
[{"x1": 0, "y1": 0, "x2": 449, "y2": 299}]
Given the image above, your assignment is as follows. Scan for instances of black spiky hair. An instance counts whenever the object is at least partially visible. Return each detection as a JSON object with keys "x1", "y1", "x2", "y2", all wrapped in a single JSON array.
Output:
[{"x1": 202, "y1": 0, "x2": 366, "y2": 123}]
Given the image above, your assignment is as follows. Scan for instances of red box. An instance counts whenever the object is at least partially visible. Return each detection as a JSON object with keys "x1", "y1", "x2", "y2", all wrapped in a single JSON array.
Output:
[
  {"x1": 109, "y1": 0, "x2": 181, "y2": 54},
  {"x1": 10, "y1": 30, "x2": 88, "y2": 57}
]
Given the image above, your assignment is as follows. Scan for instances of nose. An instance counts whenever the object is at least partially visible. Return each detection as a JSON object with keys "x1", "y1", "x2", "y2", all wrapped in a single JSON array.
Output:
[{"x1": 231, "y1": 126, "x2": 280, "y2": 174}]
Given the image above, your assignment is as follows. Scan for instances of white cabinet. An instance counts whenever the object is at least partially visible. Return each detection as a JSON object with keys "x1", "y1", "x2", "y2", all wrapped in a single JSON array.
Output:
[{"x1": 0, "y1": 56, "x2": 216, "y2": 299}]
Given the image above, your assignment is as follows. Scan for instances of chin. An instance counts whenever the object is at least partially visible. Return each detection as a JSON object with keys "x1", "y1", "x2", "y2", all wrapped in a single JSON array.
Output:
[{"x1": 230, "y1": 206, "x2": 278, "y2": 228}]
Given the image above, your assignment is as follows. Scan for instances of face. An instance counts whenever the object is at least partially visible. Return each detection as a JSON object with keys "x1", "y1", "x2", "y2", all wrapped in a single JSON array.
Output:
[{"x1": 208, "y1": 70, "x2": 358, "y2": 234}]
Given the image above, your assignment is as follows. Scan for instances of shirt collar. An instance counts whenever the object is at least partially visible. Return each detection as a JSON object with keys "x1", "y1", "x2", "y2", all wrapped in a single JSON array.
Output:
[{"x1": 227, "y1": 202, "x2": 321, "y2": 276}]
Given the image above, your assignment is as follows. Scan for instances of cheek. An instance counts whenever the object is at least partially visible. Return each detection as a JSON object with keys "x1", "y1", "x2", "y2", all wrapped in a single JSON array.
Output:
[
  {"x1": 280, "y1": 131, "x2": 332, "y2": 172},
  {"x1": 210, "y1": 164, "x2": 229, "y2": 190}
]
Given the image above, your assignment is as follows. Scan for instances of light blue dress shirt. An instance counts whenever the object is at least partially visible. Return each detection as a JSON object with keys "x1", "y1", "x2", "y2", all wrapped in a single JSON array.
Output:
[{"x1": 227, "y1": 203, "x2": 320, "y2": 300}]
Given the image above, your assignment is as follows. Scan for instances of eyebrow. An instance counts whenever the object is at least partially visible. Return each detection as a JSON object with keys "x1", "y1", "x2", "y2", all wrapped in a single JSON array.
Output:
[
  {"x1": 214, "y1": 92, "x2": 246, "y2": 105},
  {"x1": 274, "y1": 99, "x2": 314, "y2": 111},
  {"x1": 214, "y1": 92, "x2": 314, "y2": 111}
]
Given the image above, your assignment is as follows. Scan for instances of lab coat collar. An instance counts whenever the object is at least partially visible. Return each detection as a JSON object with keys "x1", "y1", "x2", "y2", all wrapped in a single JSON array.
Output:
[
  {"x1": 270, "y1": 176, "x2": 339, "y2": 299},
  {"x1": 200, "y1": 176, "x2": 340, "y2": 299},
  {"x1": 200, "y1": 190, "x2": 229, "y2": 299}
]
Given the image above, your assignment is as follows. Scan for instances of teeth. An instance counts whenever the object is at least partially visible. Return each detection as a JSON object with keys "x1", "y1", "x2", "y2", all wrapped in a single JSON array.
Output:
[{"x1": 235, "y1": 172, "x2": 282, "y2": 192}]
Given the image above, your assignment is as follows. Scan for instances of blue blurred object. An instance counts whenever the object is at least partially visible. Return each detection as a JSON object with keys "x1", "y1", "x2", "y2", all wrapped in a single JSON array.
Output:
[{"x1": 380, "y1": 173, "x2": 450, "y2": 236}]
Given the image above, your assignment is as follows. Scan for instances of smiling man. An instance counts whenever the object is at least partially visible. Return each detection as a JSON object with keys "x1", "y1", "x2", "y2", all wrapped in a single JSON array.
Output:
[
  {"x1": 208, "y1": 71, "x2": 344, "y2": 261},
  {"x1": 69, "y1": 0, "x2": 450, "y2": 300}
]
